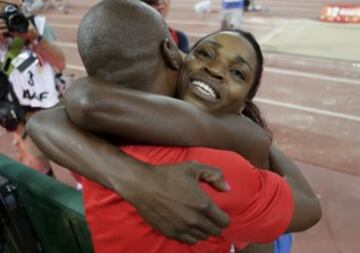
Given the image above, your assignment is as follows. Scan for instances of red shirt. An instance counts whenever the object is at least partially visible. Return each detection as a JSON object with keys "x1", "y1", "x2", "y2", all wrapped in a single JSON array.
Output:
[{"x1": 83, "y1": 146, "x2": 294, "y2": 253}]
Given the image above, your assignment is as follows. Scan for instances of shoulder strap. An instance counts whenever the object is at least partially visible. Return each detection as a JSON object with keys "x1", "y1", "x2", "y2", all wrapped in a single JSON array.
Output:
[
  {"x1": 2, "y1": 38, "x2": 26, "y2": 75},
  {"x1": 28, "y1": 15, "x2": 37, "y2": 29}
]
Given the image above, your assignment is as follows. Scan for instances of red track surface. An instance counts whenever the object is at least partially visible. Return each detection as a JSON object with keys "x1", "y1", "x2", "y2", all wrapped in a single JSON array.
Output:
[{"x1": 0, "y1": 1, "x2": 359, "y2": 252}]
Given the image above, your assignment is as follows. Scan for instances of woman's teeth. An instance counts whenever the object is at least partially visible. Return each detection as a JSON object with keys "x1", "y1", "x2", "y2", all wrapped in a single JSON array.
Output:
[{"x1": 192, "y1": 80, "x2": 217, "y2": 98}]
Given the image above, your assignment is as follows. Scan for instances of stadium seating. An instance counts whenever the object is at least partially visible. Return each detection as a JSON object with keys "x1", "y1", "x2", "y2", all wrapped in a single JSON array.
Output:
[{"x1": 0, "y1": 154, "x2": 93, "y2": 253}]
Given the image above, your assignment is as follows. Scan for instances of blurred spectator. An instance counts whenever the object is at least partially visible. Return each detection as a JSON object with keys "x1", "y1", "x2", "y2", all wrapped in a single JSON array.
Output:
[
  {"x1": 194, "y1": 0, "x2": 212, "y2": 15},
  {"x1": 0, "y1": 2, "x2": 65, "y2": 176},
  {"x1": 21, "y1": 0, "x2": 69, "y2": 14},
  {"x1": 22, "y1": 0, "x2": 45, "y2": 14},
  {"x1": 142, "y1": 0, "x2": 190, "y2": 53},
  {"x1": 221, "y1": 0, "x2": 244, "y2": 29},
  {"x1": 244, "y1": 0, "x2": 251, "y2": 10},
  {"x1": 43, "y1": 0, "x2": 68, "y2": 13},
  {"x1": 244, "y1": 1, "x2": 265, "y2": 12}
]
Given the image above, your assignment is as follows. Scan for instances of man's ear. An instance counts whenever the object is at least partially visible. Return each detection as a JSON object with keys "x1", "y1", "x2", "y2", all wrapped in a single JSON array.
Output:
[
  {"x1": 238, "y1": 104, "x2": 246, "y2": 114},
  {"x1": 161, "y1": 38, "x2": 183, "y2": 70}
]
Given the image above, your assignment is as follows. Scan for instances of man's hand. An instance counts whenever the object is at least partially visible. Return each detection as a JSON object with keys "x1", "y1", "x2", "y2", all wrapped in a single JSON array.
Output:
[
  {"x1": 120, "y1": 161, "x2": 230, "y2": 244},
  {"x1": 27, "y1": 107, "x2": 229, "y2": 244}
]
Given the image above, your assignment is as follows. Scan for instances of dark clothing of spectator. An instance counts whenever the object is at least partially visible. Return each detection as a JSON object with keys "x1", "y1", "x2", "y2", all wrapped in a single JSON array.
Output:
[{"x1": 169, "y1": 28, "x2": 190, "y2": 54}]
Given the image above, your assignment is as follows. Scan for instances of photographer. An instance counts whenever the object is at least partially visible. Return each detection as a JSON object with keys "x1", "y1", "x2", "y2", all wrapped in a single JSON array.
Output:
[{"x1": 0, "y1": 1, "x2": 65, "y2": 176}]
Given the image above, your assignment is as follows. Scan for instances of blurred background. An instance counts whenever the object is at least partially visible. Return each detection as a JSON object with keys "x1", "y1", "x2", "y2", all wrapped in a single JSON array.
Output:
[{"x1": 0, "y1": 1, "x2": 359, "y2": 252}]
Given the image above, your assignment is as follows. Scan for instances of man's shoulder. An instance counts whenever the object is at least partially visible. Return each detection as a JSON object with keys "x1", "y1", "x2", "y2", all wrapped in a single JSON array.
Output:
[
  {"x1": 122, "y1": 145, "x2": 238, "y2": 155},
  {"x1": 121, "y1": 145, "x2": 246, "y2": 165},
  {"x1": 190, "y1": 146, "x2": 239, "y2": 156},
  {"x1": 121, "y1": 145, "x2": 187, "y2": 164},
  {"x1": 188, "y1": 147, "x2": 251, "y2": 166}
]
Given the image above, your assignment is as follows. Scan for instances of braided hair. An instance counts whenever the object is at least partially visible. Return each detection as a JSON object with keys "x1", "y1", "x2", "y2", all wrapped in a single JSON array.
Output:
[{"x1": 191, "y1": 29, "x2": 272, "y2": 138}]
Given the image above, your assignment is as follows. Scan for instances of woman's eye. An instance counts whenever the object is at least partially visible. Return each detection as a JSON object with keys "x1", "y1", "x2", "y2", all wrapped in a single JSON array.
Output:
[
  {"x1": 230, "y1": 69, "x2": 245, "y2": 80},
  {"x1": 195, "y1": 49, "x2": 212, "y2": 59}
]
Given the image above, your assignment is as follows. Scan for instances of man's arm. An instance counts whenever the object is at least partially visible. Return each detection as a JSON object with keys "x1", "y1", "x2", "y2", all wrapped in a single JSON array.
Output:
[
  {"x1": 64, "y1": 77, "x2": 270, "y2": 168},
  {"x1": 66, "y1": 78, "x2": 321, "y2": 231},
  {"x1": 269, "y1": 146, "x2": 321, "y2": 232},
  {"x1": 236, "y1": 149, "x2": 320, "y2": 253},
  {"x1": 26, "y1": 107, "x2": 230, "y2": 244}
]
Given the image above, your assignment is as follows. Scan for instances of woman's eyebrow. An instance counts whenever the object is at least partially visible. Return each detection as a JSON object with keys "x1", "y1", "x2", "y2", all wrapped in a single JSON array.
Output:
[{"x1": 234, "y1": 56, "x2": 252, "y2": 71}]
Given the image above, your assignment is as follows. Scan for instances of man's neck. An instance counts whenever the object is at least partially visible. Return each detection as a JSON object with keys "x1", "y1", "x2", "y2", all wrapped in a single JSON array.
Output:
[{"x1": 145, "y1": 67, "x2": 178, "y2": 97}]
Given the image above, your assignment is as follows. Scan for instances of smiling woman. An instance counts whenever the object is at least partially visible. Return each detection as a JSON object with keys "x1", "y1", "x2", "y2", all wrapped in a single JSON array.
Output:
[{"x1": 177, "y1": 30, "x2": 268, "y2": 132}]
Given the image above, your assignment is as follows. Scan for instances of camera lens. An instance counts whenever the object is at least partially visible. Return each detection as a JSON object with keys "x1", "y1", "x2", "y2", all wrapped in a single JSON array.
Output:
[{"x1": 2, "y1": 5, "x2": 29, "y2": 33}]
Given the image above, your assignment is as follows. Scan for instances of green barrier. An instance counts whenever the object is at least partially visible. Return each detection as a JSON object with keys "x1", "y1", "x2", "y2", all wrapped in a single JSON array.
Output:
[{"x1": 0, "y1": 154, "x2": 94, "y2": 253}]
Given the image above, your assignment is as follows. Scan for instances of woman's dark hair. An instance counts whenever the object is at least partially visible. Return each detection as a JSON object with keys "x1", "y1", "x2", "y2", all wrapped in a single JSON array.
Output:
[{"x1": 191, "y1": 29, "x2": 272, "y2": 138}]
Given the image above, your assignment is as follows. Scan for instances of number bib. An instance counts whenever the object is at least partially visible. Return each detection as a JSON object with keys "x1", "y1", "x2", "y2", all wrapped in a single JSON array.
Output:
[{"x1": 9, "y1": 50, "x2": 59, "y2": 108}]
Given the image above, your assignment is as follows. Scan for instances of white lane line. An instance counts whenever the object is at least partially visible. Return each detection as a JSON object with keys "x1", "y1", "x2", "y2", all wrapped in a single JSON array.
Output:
[
  {"x1": 181, "y1": 23, "x2": 270, "y2": 31},
  {"x1": 66, "y1": 64, "x2": 86, "y2": 71},
  {"x1": 167, "y1": 19, "x2": 274, "y2": 29},
  {"x1": 255, "y1": 97, "x2": 360, "y2": 123},
  {"x1": 55, "y1": 41, "x2": 77, "y2": 48},
  {"x1": 265, "y1": 67, "x2": 360, "y2": 86},
  {"x1": 45, "y1": 14, "x2": 82, "y2": 19},
  {"x1": 49, "y1": 23, "x2": 78, "y2": 28}
]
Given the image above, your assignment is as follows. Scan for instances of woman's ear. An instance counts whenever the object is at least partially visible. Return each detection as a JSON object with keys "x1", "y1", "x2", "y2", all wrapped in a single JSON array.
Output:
[{"x1": 161, "y1": 38, "x2": 183, "y2": 70}]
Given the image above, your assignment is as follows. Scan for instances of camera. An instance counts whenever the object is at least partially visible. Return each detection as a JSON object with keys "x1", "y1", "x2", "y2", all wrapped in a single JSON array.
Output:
[{"x1": 0, "y1": 5, "x2": 29, "y2": 33}]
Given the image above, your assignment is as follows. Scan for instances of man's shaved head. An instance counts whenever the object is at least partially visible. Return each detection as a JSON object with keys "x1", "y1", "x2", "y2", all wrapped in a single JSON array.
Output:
[{"x1": 78, "y1": 0, "x2": 170, "y2": 89}]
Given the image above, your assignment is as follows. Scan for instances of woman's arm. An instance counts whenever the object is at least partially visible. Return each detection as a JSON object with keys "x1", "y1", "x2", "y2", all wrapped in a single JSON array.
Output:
[
  {"x1": 269, "y1": 146, "x2": 321, "y2": 232},
  {"x1": 238, "y1": 147, "x2": 321, "y2": 253},
  {"x1": 64, "y1": 77, "x2": 270, "y2": 168}
]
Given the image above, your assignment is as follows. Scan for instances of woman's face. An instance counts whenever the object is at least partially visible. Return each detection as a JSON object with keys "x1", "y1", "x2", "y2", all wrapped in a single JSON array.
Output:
[
  {"x1": 151, "y1": 0, "x2": 171, "y2": 18},
  {"x1": 177, "y1": 31, "x2": 258, "y2": 114}
]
